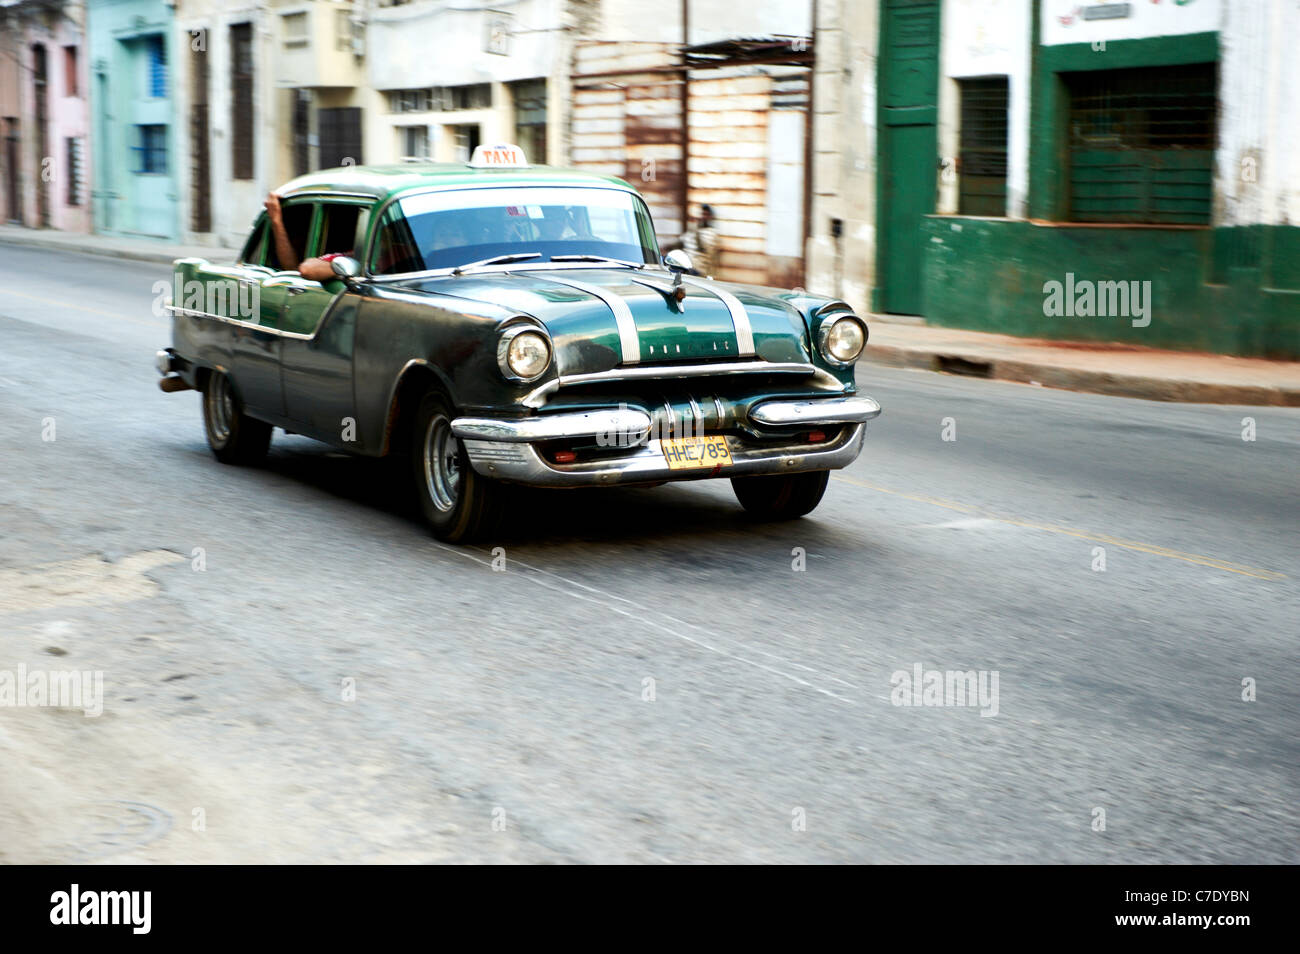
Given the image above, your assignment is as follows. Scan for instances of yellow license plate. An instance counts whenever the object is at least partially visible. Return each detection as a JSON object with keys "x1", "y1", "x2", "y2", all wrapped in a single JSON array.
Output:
[{"x1": 661, "y1": 435, "x2": 733, "y2": 471}]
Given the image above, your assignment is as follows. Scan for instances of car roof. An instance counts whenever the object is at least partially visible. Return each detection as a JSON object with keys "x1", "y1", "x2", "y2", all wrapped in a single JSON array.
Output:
[{"x1": 277, "y1": 162, "x2": 637, "y2": 202}]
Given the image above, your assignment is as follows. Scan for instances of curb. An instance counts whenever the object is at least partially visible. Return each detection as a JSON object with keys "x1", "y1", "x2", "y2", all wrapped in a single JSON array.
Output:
[
  {"x1": 0, "y1": 234, "x2": 237, "y2": 268},
  {"x1": 863, "y1": 343, "x2": 1300, "y2": 407}
]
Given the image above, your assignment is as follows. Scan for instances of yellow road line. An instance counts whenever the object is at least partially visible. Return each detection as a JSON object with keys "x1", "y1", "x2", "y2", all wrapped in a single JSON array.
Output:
[
  {"x1": 0, "y1": 286, "x2": 160, "y2": 328},
  {"x1": 832, "y1": 473, "x2": 1287, "y2": 581}
]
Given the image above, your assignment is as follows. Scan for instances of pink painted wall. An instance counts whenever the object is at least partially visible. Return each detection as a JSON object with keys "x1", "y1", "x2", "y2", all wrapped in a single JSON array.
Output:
[{"x1": 14, "y1": 13, "x2": 91, "y2": 232}]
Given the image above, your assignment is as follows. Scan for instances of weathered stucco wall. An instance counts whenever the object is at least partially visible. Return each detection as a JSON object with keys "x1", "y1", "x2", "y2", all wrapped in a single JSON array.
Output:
[{"x1": 805, "y1": 0, "x2": 878, "y2": 311}]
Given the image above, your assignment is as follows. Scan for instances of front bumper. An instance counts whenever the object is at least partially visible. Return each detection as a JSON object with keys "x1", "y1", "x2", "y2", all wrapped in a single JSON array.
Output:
[{"x1": 451, "y1": 394, "x2": 880, "y2": 488}]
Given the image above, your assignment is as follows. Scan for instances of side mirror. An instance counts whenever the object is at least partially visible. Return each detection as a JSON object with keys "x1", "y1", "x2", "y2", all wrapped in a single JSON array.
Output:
[
  {"x1": 663, "y1": 249, "x2": 694, "y2": 274},
  {"x1": 330, "y1": 256, "x2": 363, "y2": 281}
]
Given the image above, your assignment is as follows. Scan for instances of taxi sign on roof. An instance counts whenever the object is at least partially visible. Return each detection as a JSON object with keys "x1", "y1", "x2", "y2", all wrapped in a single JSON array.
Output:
[{"x1": 468, "y1": 143, "x2": 529, "y2": 168}]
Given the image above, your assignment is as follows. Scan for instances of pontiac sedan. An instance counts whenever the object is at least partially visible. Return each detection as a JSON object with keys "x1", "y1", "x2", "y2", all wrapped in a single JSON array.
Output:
[{"x1": 156, "y1": 144, "x2": 881, "y2": 541}]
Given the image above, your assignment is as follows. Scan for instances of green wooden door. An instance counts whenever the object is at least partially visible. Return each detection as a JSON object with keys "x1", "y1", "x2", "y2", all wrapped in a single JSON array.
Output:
[{"x1": 877, "y1": 0, "x2": 940, "y2": 316}]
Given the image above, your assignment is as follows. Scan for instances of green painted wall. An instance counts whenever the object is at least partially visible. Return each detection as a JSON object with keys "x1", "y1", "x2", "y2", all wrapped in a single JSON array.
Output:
[
  {"x1": 916, "y1": 26, "x2": 1298, "y2": 359},
  {"x1": 1029, "y1": 32, "x2": 1219, "y2": 222},
  {"x1": 920, "y1": 217, "x2": 1300, "y2": 359}
]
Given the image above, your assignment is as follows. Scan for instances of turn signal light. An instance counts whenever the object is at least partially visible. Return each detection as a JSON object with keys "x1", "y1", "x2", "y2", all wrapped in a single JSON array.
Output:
[{"x1": 807, "y1": 430, "x2": 826, "y2": 443}]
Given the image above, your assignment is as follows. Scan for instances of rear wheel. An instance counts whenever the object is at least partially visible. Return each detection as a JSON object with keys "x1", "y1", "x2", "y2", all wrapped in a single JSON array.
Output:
[
  {"x1": 203, "y1": 370, "x2": 271, "y2": 464},
  {"x1": 411, "y1": 392, "x2": 505, "y2": 543},
  {"x1": 731, "y1": 470, "x2": 829, "y2": 520}
]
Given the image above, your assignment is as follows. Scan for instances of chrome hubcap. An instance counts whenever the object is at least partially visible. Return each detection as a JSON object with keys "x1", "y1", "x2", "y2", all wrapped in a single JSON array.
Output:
[
  {"x1": 423, "y1": 413, "x2": 461, "y2": 513},
  {"x1": 208, "y1": 374, "x2": 233, "y2": 443}
]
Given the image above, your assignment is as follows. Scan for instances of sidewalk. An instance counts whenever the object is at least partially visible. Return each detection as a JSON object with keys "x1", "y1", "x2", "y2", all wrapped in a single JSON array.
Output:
[
  {"x1": 0, "y1": 224, "x2": 240, "y2": 266},
  {"x1": 864, "y1": 318, "x2": 1300, "y2": 407}
]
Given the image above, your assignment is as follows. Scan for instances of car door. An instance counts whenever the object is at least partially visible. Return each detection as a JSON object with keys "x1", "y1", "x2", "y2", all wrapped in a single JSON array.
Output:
[
  {"x1": 233, "y1": 200, "x2": 316, "y2": 419},
  {"x1": 172, "y1": 220, "x2": 269, "y2": 376},
  {"x1": 281, "y1": 198, "x2": 372, "y2": 438}
]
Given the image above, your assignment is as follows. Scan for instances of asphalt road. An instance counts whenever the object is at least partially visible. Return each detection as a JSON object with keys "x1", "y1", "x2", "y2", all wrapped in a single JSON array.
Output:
[{"x1": 1, "y1": 242, "x2": 1296, "y2": 863}]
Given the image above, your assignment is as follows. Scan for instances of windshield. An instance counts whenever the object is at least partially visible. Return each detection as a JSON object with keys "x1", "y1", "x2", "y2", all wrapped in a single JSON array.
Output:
[{"x1": 370, "y1": 186, "x2": 660, "y2": 274}]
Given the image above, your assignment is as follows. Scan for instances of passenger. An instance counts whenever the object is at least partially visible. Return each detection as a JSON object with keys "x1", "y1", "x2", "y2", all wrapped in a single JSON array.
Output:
[{"x1": 264, "y1": 192, "x2": 352, "y2": 282}]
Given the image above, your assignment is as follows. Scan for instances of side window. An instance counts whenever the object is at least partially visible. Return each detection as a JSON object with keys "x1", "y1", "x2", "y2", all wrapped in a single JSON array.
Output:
[
  {"x1": 316, "y1": 202, "x2": 364, "y2": 259},
  {"x1": 266, "y1": 202, "x2": 314, "y2": 270},
  {"x1": 370, "y1": 205, "x2": 423, "y2": 275},
  {"x1": 239, "y1": 217, "x2": 267, "y2": 265}
]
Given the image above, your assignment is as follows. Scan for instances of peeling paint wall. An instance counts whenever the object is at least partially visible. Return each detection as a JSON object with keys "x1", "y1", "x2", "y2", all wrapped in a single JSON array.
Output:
[
  {"x1": 571, "y1": 42, "x2": 683, "y2": 241},
  {"x1": 805, "y1": 0, "x2": 879, "y2": 312},
  {"x1": 570, "y1": 40, "x2": 809, "y2": 287},
  {"x1": 1215, "y1": 0, "x2": 1300, "y2": 228}
]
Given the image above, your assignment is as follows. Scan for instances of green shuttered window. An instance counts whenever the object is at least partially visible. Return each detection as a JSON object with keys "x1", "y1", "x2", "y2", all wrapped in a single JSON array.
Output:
[
  {"x1": 1065, "y1": 63, "x2": 1215, "y2": 225},
  {"x1": 958, "y1": 78, "x2": 1009, "y2": 217}
]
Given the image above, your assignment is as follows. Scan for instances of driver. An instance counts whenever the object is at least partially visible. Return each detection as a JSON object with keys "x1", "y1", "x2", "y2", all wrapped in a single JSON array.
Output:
[{"x1": 534, "y1": 208, "x2": 579, "y2": 242}]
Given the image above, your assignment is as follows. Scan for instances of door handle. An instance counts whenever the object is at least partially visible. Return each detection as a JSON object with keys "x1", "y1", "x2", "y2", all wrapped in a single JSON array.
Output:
[{"x1": 286, "y1": 285, "x2": 307, "y2": 296}]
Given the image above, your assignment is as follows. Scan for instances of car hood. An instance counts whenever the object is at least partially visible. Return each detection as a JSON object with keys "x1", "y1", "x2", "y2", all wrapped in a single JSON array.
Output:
[{"x1": 391, "y1": 267, "x2": 811, "y2": 375}]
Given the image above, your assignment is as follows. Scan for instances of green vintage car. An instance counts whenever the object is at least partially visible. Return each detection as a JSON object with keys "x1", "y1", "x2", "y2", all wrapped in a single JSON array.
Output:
[{"x1": 157, "y1": 144, "x2": 881, "y2": 542}]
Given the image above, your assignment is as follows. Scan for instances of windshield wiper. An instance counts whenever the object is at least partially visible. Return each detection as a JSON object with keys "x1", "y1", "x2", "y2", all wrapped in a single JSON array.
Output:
[
  {"x1": 452, "y1": 252, "x2": 541, "y2": 275},
  {"x1": 549, "y1": 254, "x2": 645, "y2": 269}
]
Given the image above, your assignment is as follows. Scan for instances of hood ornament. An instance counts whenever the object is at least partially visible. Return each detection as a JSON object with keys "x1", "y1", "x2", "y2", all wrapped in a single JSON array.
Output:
[
  {"x1": 663, "y1": 249, "x2": 694, "y2": 311},
  {"x1": 672, "y1": 270, "x2": 686, "y2": 304}
]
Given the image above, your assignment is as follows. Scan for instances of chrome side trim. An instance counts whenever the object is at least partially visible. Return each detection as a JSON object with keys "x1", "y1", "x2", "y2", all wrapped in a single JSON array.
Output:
[
  {"x1": 452, "y1": 407, "x2": 652, "y2": 443},
  {"x1": 279, "y1": 190, "x2": 377, "y2": 201},
  {"x1": 535, "y1": 275, "x2": 640, "y2": 365},
  {"x1": 750, "y1": 395, "x2": 882, "y2": 426},
  {"x1": 165, "y1": 304, "x2": 319, "y2": 341},
  {"x1": 683, "y1": 277, "x2": 755, "y2": 356}
]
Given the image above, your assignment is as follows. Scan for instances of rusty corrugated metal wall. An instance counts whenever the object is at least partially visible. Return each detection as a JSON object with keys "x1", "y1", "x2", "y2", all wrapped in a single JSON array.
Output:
[
  {"x1": 572, "y1": 43, "x2": 684, "y2": 242},
  {"x1": 571, "y1": 43, "x2": 808, "y2": 289}
]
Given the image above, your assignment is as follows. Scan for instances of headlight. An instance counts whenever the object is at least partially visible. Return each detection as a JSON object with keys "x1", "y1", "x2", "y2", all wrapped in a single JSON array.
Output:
[
  {"x1": 498, "y1": 325, "x2": 552, "y2": 382},
  {"x1": 819, "y1": 315, "x2": 867, "y2": 366}
]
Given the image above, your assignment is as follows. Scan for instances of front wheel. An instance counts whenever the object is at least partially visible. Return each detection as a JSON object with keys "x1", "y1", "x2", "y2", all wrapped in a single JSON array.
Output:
[
  {"x1": 411, "y1": 392, "x2": 505, "y2": 543},
  {"x1": 731, "y1": 470, "x2": 830, "y2": 520},
  {"x1": 203, "y1": 370, "x2": 271, "y2": 464}
]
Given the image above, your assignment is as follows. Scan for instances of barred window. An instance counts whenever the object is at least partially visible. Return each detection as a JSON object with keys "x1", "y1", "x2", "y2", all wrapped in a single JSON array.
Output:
[
  {"x1": 398, "y1": 125, "x2": 429, "y2": 159},
  {"x1": 282, "y1": 12, "x2": 308, "y2": 48},
  {"x1": 132, "y1": 125, "x2": 167, "y2": 174},
  {"x1": 958, "y1": 77, "x2": 1008, "y2": 216},
  {"x1": 389, "y1": 85, "x2": 491, "y2": 113},
  {"x1": 1065, "y1": 63, "x2": 1216, "y2": 225},
  {"x1": 65, "y1": 136, "x2": 83, "y2": 204},
  {"x1": 390, "y1": 89, "x2": 433, "y2": 113},
  {"x1": 145, "y1": 35, "x2": 166, "y2": 99},
  {"x1": 230, "y1": 23, "x2": 254, "y2": 180}
]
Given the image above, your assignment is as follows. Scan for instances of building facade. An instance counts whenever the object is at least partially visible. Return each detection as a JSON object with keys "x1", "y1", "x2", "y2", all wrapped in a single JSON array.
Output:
[
  {"x1": 85, "y1": 0, "x2": 179, "y2": 238},
  {"x1": 170, "y1": 1, "x2": 282, "y2": 247},
  {"x1": 810, "y1": 0, "x2": 1298, "y2": 359},
  {"x1": 5, "y1": 0, "x2": 1294, "y2": 358},
  {"x1": 365, "y1": 0, "x2": 573, "y2": 168},
  {"x1": 0, "y1": 0, "x2": 92, "y2": 231}
]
